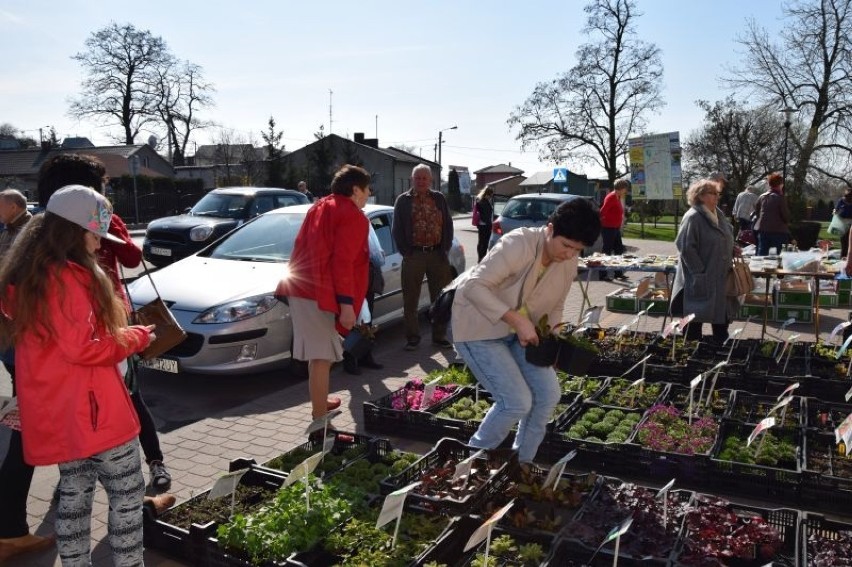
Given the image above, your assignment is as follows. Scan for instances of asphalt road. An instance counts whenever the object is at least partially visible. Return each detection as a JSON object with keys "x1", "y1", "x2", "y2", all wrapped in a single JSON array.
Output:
[{"x1": 130, "y1": 218, "x2": 483, "y2": 432}]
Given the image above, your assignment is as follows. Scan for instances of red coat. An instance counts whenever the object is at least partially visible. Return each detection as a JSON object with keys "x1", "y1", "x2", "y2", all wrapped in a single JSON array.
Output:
[
  {"x1": 600, "y1": 191, "x2": 624, "y2": 229},
  {"x1": 98, "y1": 214, "x2": 142, "y2": 308},
  {"x1": 279, "y1": 195, "x2": 369, "y2": 331},
  {"x1": 12, "y1": 262, "x2": 150, "y2": 466}
]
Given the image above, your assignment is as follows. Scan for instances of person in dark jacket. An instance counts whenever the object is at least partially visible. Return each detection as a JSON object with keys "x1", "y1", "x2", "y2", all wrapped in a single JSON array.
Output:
[
  {"x1": 474, "y1": 186, "x2": 494, "y2": 262},
  {"x1": 835, "y1": 188, "x2": 852, "y2": 258},
  {"x1": 753, "y1": 172, "x2": 791, "y2": 255},
  {"x1": 392, "y1": 164, "x2": 455, "y2": 351}
]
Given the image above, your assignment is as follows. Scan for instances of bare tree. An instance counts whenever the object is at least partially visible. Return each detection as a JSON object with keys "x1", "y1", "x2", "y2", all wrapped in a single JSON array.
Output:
[
  {"x1": 727, "y1": 0, "x2": 852, "y2": 217},
  {"x1": 684, "y1": 98, "x2": 786, "y2": 193},
  {"x1": 152, "y1": 59, "x2": 215, "y2": 165},
  {"x1": 69, "y1": 23, "x2": 170, "y2": 144},
  {"x1": 508, "y1": 0, "x2": 664, "y2": 183}
]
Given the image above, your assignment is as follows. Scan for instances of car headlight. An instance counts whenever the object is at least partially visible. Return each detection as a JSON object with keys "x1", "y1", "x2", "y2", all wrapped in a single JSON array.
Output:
[
  {"x1": 193, "y1": 295, "x2": 279, "y2": 324},
  {"x1": 190, "y1": 225, "x2": 215, "y2": 242}
]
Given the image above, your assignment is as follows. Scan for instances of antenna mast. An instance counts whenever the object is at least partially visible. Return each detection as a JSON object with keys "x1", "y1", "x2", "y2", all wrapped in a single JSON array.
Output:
[{"x1": 329, "y1": 89, "x2": 333, "y2": 135}]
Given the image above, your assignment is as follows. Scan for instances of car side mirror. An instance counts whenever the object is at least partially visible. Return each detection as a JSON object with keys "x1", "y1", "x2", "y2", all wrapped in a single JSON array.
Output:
[{"x1": 184, "y1": 207, "x2": 192, "y2": 214}]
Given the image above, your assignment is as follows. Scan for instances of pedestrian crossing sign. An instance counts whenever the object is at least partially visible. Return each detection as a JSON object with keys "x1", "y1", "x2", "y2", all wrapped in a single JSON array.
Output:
[{"x1": 553, "y1": 168, "x2": 568, "y2": 183}]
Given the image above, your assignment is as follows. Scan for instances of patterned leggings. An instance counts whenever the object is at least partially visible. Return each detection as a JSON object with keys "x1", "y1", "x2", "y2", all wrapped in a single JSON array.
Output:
[{"x1": 55, "y1": 439, "x2": 145, "y2": 567}]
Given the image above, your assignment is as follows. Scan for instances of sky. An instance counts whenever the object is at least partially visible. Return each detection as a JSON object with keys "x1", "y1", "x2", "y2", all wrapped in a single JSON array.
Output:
[{"x1": 0, "y1": 1, "x2": 788, "y2": 180}]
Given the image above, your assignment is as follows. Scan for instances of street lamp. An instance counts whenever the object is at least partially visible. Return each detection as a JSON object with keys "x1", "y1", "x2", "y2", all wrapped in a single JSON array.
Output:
[
  {"x1": 781, "y1": 106, "x2": 798, "y2": 183},
  {"x1": 437, "y1": 125, "x2": 457, "y2": 185}
]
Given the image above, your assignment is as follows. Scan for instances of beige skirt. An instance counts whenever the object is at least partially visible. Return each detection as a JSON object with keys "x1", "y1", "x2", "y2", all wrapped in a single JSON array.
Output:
[{"x1": 288, "y1": 297, "x2": 344, "y2": 362}]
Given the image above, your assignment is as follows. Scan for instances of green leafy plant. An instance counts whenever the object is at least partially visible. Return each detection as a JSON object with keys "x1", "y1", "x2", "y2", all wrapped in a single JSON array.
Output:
[{"x1": 565, "y1": 407, "x2": 641, "y2": 443}]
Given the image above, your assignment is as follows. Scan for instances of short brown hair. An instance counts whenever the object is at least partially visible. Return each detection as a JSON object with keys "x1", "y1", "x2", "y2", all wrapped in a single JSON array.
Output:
[
  {"x1": 330, "y1": 164, "x2": 371, "y2": 196},
  {"x1": 768, "y1": 172, "x2": 784, "y2": 188}
]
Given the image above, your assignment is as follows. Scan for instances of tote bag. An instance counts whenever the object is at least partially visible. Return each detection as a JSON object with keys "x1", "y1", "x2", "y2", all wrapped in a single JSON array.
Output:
[{"x1": 726, "y1": 257, "x2": 754, "y2": 297}]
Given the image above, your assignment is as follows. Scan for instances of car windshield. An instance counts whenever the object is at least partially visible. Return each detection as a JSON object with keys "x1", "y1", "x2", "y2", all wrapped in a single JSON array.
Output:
[
  {"x1": 190, "y1": 193, "x2": 252, "y2": 218},
  {"x1": 501, "y1": 198, "x2": 560, "y2": 222},
  {"x1": 204, "y1": 212, "x2": 306, "y2": 262}
]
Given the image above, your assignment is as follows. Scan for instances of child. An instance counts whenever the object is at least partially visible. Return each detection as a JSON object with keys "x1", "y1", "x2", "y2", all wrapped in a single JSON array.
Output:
[{"x1": 0, "y1": 185, "x2": 155, "y2": 565}]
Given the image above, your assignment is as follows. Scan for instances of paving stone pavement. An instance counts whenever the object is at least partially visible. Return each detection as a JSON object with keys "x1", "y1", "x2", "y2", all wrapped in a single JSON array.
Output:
[{"x1": 1, "y1": 236, "x2": 848, "y2": 566}]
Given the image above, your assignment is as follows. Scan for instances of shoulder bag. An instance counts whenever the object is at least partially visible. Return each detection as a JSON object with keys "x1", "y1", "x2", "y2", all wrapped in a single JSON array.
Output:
[
  {"x1": 122, "y1": 263, "x2": 187, "y2": 360},
  {"x1": 726, "y1": 257, "x2": 754, "y2": 297},
  {"x1": 428, "y1": 269, "x2": 473, "y2": 325}
]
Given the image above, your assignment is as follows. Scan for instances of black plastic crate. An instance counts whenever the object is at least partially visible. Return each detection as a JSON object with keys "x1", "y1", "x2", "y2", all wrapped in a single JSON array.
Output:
[
  {"x1": 708, "y1": 420, "x2": 802, "y2": 503},
  {"x1": 143, "y1": 467, "x2": 286, "y2": 565},
  {"x1": 724, "y1": 390, "x2": 805, "y2": 428},
  {"x1": 558, "y1": 478, "x2": 693, "y2": 565},
  {"x1": 458, "y1": 528, "x2": 553, "y2": 567},
  {"x1": 228, "y1": 431, "x2": 373, "y2": 479},
  {"x1": 362, "y1": 380, "x2": 465, "y2": 441},
  {"x1": 589, "y1": 377, "x2": 668, "y2": 410},
  {"x1": 662, "y1": 384, "x2": 732, "y2": 419},
  {"x1": 378, "y1": 437, "x2": 515, "y2": 515},
  {"x1": 799, "y1": 512, "x2": 852, "y2": 567},
  {"x1": 672, "y1": 493, "x2": 799, "y2": 567},
  {"x1": 800, "y1": 430, "x2": 852, "y2": 514},
  {"x1": 806, "y1": 397, "x2": 852, "y2": 432}
]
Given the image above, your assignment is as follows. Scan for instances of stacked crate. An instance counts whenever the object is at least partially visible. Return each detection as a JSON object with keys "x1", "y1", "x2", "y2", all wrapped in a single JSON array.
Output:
[{"x1": 775, "y1": 278, "x2": 813, "y2": 323}]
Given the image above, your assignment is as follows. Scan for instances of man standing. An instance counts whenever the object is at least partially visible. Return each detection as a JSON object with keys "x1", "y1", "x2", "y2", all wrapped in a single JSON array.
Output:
[
  {"x1": 599, "y1": 179, "x2": 629, "y2": 281},
  {"x1": 392, "y1": 164, "x2": 454, "y2": 350},
  {"x1": 297, "y1": 180, "x2": 315, "y2": 202},
  {"x1": 732, "y1": 186, "x2": 759, "y2": 231},
  {"x1": 0, "y1": 190, "x2": 32, "y2": 259}
]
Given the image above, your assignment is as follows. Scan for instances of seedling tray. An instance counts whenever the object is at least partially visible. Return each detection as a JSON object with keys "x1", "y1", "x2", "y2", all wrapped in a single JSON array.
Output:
[
  {"x1": 800, "y1": 430, "x2": 852, "y2": 514},
  {"x1": 362, "y1": 380, "x2": 464, "y2": 441},
  {"x1": 799, "y1": 512, "x2": 852, "y2": 567}
]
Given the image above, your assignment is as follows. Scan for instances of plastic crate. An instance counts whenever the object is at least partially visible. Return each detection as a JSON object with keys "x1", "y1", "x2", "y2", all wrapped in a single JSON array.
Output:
[
  {"x1": 672, "y1": 493, "x2": 799, "y2": 567},
  {"x1": 819, "y1": 292, "x2": 839, "y2": 307},
  {"x1": 362, "y1": 380, "x2": 464, "y2": 441},
  {"x1": 143, "y1": 467, "x2": 286, "y2": 565},
  {"x1": 378, "y1": 437, "x2": 515, "y2": 515},
  {"x1": 775, "y1": 305, "x2": 813, "y2": 323},
  {"x1": 662, "y1": 384, "x2": 732, "y2": 419},
  {"x1": 708, "y1": 420, "x2": 802, "y2": 503},
  {"x1": 589, "y1": 377, "x2": 668, "y2": 411},
  {"x1": 606, "y1": 288, "x2": 639, "y2": 313},
  {"x1": 800, "y1": 430, "x2": 852, "y2": 514},
  {"x1": 799, "y1": 513, "x2": 852, "y2": 567},
  {"x1": 229, "y1": 431, "x2": 374, "y2": 479},
  {"x1": 460, "y1": 528, "x2": 554, "y2": 567},
  {"x1": 411, "y1": 515, "x2": 482, "y2": 566},
  {"x1": 777, "y1": 288, "x2": 813, "y2": 306},
  {"x1": 558, "y1": 479, "x2": 693, "y2": 565},
  {"x1": 724, "y1": 391, "x2": 805, "y2": 428},
  {"x1": 637, "y1": 295, "x2": 668, "y2": 315},
  {"x1": 738, "y1": 303, "x2": 774, "y2": 319},
  {"x1": 806, "y1": 398, "x2": 852, "y2": 431}
]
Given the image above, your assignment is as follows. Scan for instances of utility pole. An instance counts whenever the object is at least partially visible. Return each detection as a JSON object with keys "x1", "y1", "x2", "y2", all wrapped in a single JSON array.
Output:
[{"x1": 329, "y1": 89, "x2": 334, "y2": 135}]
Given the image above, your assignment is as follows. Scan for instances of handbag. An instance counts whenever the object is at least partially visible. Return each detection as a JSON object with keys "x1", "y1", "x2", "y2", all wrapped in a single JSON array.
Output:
[
  {"x1": 123, "y1": 264, "x2": 187, "y2": 360},
  {"x1": 428, "y1": 268, "x2": 472, "y2": 325},
  {"x1": 726, "y1": 257, "x2": 754, "y2": 297}
]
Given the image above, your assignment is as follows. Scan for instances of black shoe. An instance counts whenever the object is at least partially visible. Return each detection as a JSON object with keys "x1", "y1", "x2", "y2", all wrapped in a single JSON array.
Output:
[
  {"x1": 360, "y1": 353, "x2": 384, "y2": 370},
  {"x1": 599, "y1": 275, "x2": 613, "y2": 282},
  {"x1": 404, "y1": 339, "x2": 420, "y2": 351},
  {"x1": 614, "y1": 273, "x2": 629, "y2": 281},
  {"x1": 432, "y1": 339, "x2": 453, "y2": 349},
  {"x1": 343, "y1": 354, "x2": 361, "y2": 375}
]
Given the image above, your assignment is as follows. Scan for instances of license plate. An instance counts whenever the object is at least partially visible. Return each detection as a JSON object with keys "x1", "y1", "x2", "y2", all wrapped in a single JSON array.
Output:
[
  {"x1": 140, "y1": 357, "x2": 179, "y2": 373},
  {"x1": 150, "y1": 246, "x2": 172, "y2": 257}
]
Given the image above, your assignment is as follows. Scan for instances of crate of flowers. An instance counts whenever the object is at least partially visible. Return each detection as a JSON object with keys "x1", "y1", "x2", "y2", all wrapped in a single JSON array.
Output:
[
  {"x1": 806, "y1": 398, "x2": 852, "y2": 431},
  {"x1": 799, "y1": 512, "x2": 852, "y2": 567},
  {"x1": 709, "y1": 420, "x2": 802, "y2": 502},
  {"x1": 547, "y1": 404, "x2": 643, "y2": 473},
  {"x1": 662, "y1": 384, "x2": 732, "y2": 419},
  {"x1": 578, "y1": 327, "x2": 651, "y2": 379},
  {"x1": 724, "y1": 390, "x2": 805, "y2": 428},
  {"x1": 558, "y1": 478, "x2": 693, "y2": 565},
  {"x1": 671, "y1": 493, "x2": 799, "y2": 567},
  {"x1": 590, "y1": 377, "x2": 667, "y2": 410}
]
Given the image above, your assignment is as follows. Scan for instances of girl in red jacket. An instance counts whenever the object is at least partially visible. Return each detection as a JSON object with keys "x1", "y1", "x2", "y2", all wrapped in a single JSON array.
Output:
[{"x1": 0, "y1": 185, "x2": 154, "y2": 566}]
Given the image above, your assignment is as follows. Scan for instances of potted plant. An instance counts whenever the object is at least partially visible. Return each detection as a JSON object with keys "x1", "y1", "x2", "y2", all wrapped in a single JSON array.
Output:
[
  {"x1": 524, "y1": 315, "x2": 562, "y2": 367},
  {"x1": 342, "y1": 322, "x2": 377, "y2": 361},
  {"x1": 555, "y1": 330, "x2": 600, "y2": 376}
]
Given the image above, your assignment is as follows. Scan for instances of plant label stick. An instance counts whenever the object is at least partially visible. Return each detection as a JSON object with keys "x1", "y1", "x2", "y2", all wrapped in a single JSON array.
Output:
[
  {"x1": 656, "y1": 478, "x2": 676, "y2": 528},
  {"x1": 544, "y1": 450, "x2": 577, "y2": 490},
  {"x1": 421, "y1": 377, "x2": 442, "y2": 410},
  {"x1": 464, "y1": 500, "x2": 514, "y2": 553},
  {"x1": 780, "y1": 334, "x2": 800, "y2": 372},
  {"x1": 588, "y1": 517, "x2": 633, "y2": 567},
  {"x1": 829, "y1": 321, "x2": 851, "y2": 349},
  {"x1": 582, "y1": 305, "x2": 603, "y2": 326},
  {"x1": 629, "y1": 377, "x2": 644, "y2": 407},
  {"x1": 725, "y1": 329, "x2": 742, "y2": 360},
  {"x1": 620, "y1": 354, "x2": 651, "y2": 380},
  {"x1": 777, "y1": 382, "x2": 800, "y2": 400},
  {"x1": 771, "y1": 395, "x2": 794, "y2": 427},
  {"x1": 661, "y1": 320, "x2": 679, "y2": 339},
  {"x1": 845, "y1": 384, "x2": 852, "y2": 403},
  {"x1": 835, "y1": 413, "x2": 852, "y2": 446},
  {"x1": 748, "y1": 417, "x2": 776, "y2": 452},
  {"x1": 208, "y1": 469, "x2": 249, "y2": 518},
  {"x1": 704, "y1": 361, "x2": 728, "y2": 406},
  {"x1": 689, "y1": 374, "x2": 703, "y2": 425},
  {"x1": 376, "y1": 481, "x2": 420, "y2": 547},
  {"x1": 452, "y1": 449, "x2": 484, "y2": 487}
]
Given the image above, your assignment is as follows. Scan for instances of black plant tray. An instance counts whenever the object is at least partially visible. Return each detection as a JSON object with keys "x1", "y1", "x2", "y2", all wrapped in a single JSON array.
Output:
[
  {"x1": 378, "y1": 437, "x2": 515, "y2": 516},
  {"x1": 806, "y1": 397, "x2": 852, "y2": 432},
  {"x1": 228, "y1": 431, "x2": 374, "y2": 479},
  {"x1": 800, "y1": 430, "x2": 852, "y2": 514},
  {"x1": 671, "y1": 493, "x2": 799, "y2": 567},
  {"x1": 662, "y1": 384, "x2": 732, "y2": 419},
  {"x1": 457, "y1": 527, "x2": 554, "y2": 567},
  {"x1": 589, "y1": 377, "x2": 668, "y2": 410},
  {"x1": 362, "y1": 380, "x2": 465, "y2": 441},
  {"x1": 799, "y1": 512, "x2": 852, "y2": 567},
  {"x1": 724, "y1": 390, "x2": 806, "y2": 428},
  {"x1": 708, "y1": 420, "x2": 802, "y2": 503},
  {"x1": 143, "y1": 467, "x2": 287, "y2": 566}
]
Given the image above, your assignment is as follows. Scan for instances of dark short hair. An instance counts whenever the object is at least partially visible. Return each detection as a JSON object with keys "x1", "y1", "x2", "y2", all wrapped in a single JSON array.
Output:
[
  {"x1": 614, "y1": 179, "x2": 631, "y2": 191},
  {"x1": 768, "y1": 172, "x2": 784, "y2": 188},
  {"x1": 330, "y1": 164, "x2": 371, "y2": 196},
  {"x1": 549, "y1": 198, "x2": 601, "y2": 246},
  {"x1": 38, "y1": 154, "x2": 106, "y2": 207}
]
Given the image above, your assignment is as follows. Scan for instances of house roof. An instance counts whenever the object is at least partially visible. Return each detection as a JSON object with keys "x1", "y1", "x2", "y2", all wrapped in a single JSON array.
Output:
[
  {"x1": 519, "y1": 171, "x2": 555, "y2": 186},
  {"x1": 0, "y1": 145, "x2": 168, "y2": 179},
  {"x1": 486, "y1": 174, "x2": 526, "y2": 187},
  {"x1": 474, "y1": 163, "x2": 524, "y2": 175}
]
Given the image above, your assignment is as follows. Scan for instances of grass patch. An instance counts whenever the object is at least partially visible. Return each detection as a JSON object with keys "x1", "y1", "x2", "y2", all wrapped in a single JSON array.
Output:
[{"x1": 623, "y1": 223, "x2": 676, "y2": 242}]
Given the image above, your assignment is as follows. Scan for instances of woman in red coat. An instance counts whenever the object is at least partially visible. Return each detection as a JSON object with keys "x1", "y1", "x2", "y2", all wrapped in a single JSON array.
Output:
[{"x1": 278, "y1": 165, "x2": 371, "y2": 419}]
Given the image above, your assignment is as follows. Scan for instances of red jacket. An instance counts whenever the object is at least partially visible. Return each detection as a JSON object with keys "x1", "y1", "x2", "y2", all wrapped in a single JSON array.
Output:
[
  {"x1": 278, "y1": 195, "x2": 369, "y2": 331},
  {"x1": 12, "y1": 262, "x2": 150, "y2": 466},
  {"x1": 600, "y1": 191, "x2": 625, "y2": 229},
  {"x1": 97, "y1": 214, "x2": 142, "y2": 308}
]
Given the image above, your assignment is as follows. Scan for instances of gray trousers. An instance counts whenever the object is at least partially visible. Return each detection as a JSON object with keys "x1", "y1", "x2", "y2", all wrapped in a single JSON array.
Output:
[
  {"x1": 56, "y1": 439, "x2": 145, "y2": 567},
  {"x1": 401, "y1": 249, "x2": 453, "y2": 343}
]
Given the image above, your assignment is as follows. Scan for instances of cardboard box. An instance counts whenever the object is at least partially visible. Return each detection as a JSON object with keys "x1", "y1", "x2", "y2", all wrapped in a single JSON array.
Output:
[
  {"x1": 777, "y1": 280, "x2": 813, "y2": 307},
  {"x1": 606, "y1": 288, "x2": 638, "y2": 314}
]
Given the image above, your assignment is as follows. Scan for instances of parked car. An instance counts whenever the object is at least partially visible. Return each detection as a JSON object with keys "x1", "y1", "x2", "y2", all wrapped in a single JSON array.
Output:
[
  {"x1": 488, "y1": 192, "x2": 602, "y2": 253},
  {"x1": 127, "y1": 204, "x2": 466, "y2": 375},
  {"x1": 142, "y1": 187, "x2": 309, "y2": 267}
]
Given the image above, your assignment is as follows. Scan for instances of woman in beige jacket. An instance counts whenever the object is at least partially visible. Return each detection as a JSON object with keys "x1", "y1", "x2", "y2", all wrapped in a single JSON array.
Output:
[{"x1": 451, "y1": 198, "x2": 601, "y2": 463}]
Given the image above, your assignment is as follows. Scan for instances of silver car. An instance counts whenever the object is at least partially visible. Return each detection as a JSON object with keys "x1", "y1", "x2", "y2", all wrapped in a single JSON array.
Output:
[{"x1": 127, "y1": 204, "x2": 466, "y2": 375}]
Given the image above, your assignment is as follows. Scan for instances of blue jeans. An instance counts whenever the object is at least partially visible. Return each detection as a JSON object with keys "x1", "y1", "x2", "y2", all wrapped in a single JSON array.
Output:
[{"x1": 455, "y1": 335, "x2": 561, "y2": 463}]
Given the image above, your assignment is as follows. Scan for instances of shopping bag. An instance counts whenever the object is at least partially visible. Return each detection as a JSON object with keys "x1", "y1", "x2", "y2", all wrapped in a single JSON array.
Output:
[
  {"x1": 132, "y1": 297, "x2": 187, "y2": 360},
  {"x1": 726, "y1": 257, "x2": 754, "y2": 297},
  {"x1": 828, "y1": 213, "x2": 851, "y2": 235}
]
